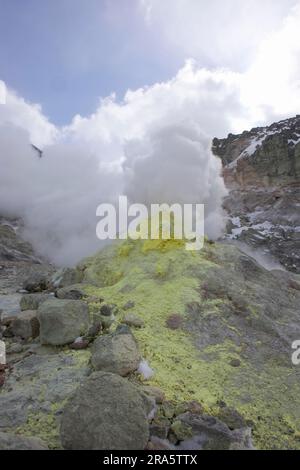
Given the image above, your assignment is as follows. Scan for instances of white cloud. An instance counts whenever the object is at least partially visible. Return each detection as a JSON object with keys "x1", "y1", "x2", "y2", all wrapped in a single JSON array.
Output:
[
  {"x1": 0, "y1": 64, "x2": 235, "y2": 265},
  {"x1": 138, "y1": 0, "x2": 300, "y2": 128},
  {"x1": 0, "y1": 122, "x2": 122, "y2": 265},
  {"x1": 65, "y1": 61, "x2": 243, "y2": 144},
  {"x1": 241, "y1": 3, "x2": 300, "y2": 122},
  {"x1": 0, "y1": 87, "x2": 57, "y2": 147},
  {"x1": 0, "y1": 81, "x2": 6, "y2": 105},
  {"x1": 139, "y1": 0, "x2": 298, "y2": 71}
]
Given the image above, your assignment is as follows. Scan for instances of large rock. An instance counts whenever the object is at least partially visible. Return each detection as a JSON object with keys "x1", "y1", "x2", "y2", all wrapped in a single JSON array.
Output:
[
  {"x1": 11, "y1": 310, "x2": 39, "y2": 339},
  {"x1": 91, "y1": 332, "x2": 140, "y2": 376},
  {"x1": 20, "y1": 293, "x2": 51, "y2": 311},
  {"x1": 121, "y1": 313, "x2": 145, "y2": 328},
  {"x1": 51, "y1": 268, "x2": 84, "y2": 288},
  {"x1": 56, "y1": 285, "x2": 85, "y2": 300},
  {"x1": 60, "y1": 371, "x2": 149, "y2": 450},
  {"x1": 23, "y1": 272, "x2": 49, "y2": 292},
  {"x1": 0, "y1": 294, "x2": 21, "y2": 319},
  {"x1": 38, "y1": 298, "x2": 89, "y2": 346},
  {"x1": 0, "y1": 431, "x2": 48, "y2": 450},
  {"x1": 175, "y1": 413, "x2": 253, "y2": 450}
]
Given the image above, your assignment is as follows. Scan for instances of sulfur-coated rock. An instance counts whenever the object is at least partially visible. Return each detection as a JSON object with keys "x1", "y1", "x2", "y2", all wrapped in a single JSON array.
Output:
[
  {"x1": 0, "y1": 431, "x2": 48, "y2": 450},
  {"x1": 38, "y1": 298, "x2": 89, "y2": 346},
  {"x1": 60, "y1": 371, "x2": 149, "y2": 450},
  {"x1": 91, "y1": 332, "x2": 140, "y2": 376}
]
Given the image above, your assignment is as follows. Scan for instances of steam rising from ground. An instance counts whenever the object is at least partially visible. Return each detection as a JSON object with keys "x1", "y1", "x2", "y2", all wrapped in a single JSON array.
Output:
[
  {"x1": 123, "y1": 122, "x2": 227, "y2": 239},
  {"x1": 0, "y1": 64, "x2": 230, "y2": 265},
  {"x1": 1, "y1": 0, "x2": 300, "y2": 265}
]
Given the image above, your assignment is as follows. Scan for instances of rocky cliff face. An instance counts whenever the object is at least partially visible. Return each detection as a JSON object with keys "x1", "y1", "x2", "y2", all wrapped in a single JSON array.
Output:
[
  {"x1": 0, "y1": 217, "x2": 54, "y2": 320},
  {"x1": 213, "y1": 116, "x2": 300, "y2": 273}
]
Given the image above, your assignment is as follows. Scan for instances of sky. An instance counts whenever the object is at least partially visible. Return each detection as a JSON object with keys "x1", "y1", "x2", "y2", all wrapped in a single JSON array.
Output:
[
  {"x1": 0, "y1": 0, "x2": 179, "y2": 125},
  {"x1": 0, "y1": 0, "x2": 300, "y2": 265},
  {"x1": 0, "y1": 0, "x2": 299, "y2": 126}
]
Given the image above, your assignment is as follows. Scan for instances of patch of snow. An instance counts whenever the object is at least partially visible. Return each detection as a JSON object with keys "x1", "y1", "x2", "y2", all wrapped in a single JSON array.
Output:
[
  {"x1": 74, "y1": 336, "x2": 84, "y2": 344},
  {"x1": 51, "y1": 274, "x2": 63, "y2": 288},
  {"x1": 227, "y1": 121, "x2": 300, "y2": 169},
  {"x1": 147, "y1": 403, "x2": 157, "y2": 421},
  {"x1": 227, "y1": 225, "x2": 248, "y2": 239},
  {"x1": 232, "y1": 226, "x2": 247, "y2": 237},
  {"x1": 227, "y1": 217, "x2": 300, "y2": 242},
  {"x1": 138, "y1": 359, "x2": 154, "y2": 380},
  {"x1": 243, "y1": 136, "x2": 266, "y2": 156},
  {"x1": 0, "y1": 218, "x2": 19, "y2": 233},
  {"x1": 252, "y1": 221, "x2": 273, "y2": 235},
  {"x1": 231, "y1": 216, "x2": 241, "y2": 227},
  {"x1": 288, "y1": 135, "x2": 300, "y2": 145},
  {"x1": 227, "y1": 135, "x2": 267, "y2": 170},
  {"x1": 248, "y1": 210, "x2": 263, "y2": 223}
]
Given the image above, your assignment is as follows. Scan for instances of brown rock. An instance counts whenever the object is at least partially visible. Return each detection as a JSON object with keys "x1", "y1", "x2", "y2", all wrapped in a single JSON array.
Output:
[
  {"x1": 1, "y1": 316, "x2": 17, "y2": 327},
  {"x1": 165, "y1": 314, "x2": 184, "y2": 330},
  {"x1": 70, "y1": 338, "x2": 89, "y2": 350}
]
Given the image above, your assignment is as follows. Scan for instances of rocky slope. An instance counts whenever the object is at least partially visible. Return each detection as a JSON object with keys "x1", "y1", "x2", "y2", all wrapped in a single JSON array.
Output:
[
  {"x1": 0, "y1": 217, "x2": 55, "y2": 322},
  {"x1": 213, "y1": 115, "x2": 300, "y2": 273},
  {"x1": 0, "y1": 220, "x2": 257, "y2": 450},
  {"x1": 1, "y1": 222, "x2": 300, "y2": 450}
]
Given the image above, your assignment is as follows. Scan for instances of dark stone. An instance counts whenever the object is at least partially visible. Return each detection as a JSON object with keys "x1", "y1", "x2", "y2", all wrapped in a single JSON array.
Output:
[
  {"x1": 165, "y1": 314, "x2": 184, "y2": 330},
  {"x1": 229, "y1": 359, "x2": 241, "y2": 368},
  {"x1": 100, "y1": 304, "x2": 114, "y2": 316}
]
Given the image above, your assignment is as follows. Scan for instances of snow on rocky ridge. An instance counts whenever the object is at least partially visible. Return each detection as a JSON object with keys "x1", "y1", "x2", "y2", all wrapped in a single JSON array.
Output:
[{"x1": 213, "y1": 115, "x2": 300, "y2": 273}]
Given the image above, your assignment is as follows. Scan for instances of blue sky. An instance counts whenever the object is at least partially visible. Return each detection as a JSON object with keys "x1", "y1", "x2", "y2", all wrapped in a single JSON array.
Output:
[
  {"x1": 0, "y1": 0, "x2": 180, "y2": 125},
  {"x1": 0, "y1": 0, "x2": 298, "y2": 126}
]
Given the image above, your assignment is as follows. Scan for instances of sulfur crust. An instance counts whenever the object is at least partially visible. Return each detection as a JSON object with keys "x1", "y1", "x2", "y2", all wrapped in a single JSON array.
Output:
[{"x1": 82, "y1": 238, "x2": 300, "y2": 450}]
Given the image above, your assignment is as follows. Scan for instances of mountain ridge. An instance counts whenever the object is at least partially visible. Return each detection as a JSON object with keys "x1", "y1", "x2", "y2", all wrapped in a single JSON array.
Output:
[{"x1": 213, "y1": 115, "x2": 300, "y2": 273}]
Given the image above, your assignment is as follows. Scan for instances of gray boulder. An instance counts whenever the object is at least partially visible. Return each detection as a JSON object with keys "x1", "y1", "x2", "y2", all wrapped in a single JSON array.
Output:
[
  {"x1": 20, "y1": 293, "x2": 51, "y2": 311},
  {"x1": 175, "y1": 413, "x2": 253, "y2": 450},
  {"x1": 23, "y1": 272, "x2": 49, "y2": 292},
  {"x1": 38, "y1": 298, "x2": 89, "y2": 346},
  {"x1": 60, "y1": 371, "x2": 149, "y2": 450},
  {"x1": 91, "y1": 332, "x2": 140, "y2": 376},
  {"x1": 121, "y1": 313, "x2": 145, "y2": 328},
  {"x1": 11, "y1": 310, "x2": 40, "y2": 339},
  {"x1": 51, "y1": 268, "x2": 84, "y2": 288},
  {"x1": 100, "y1": 304, "x2": 118, "y2": 316},
  {"x1": 56, "y1": 285, "x2": 85, "y2": 300},
  {"x1": 0, "y1": 431, "x2": 48, "y2": 450},
  {"x1": 0, "y1": 294, "x2": 22, "y2": 320},
  {"x1": 123, "y1": 300, "x2": 135, "y2": 310}
]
